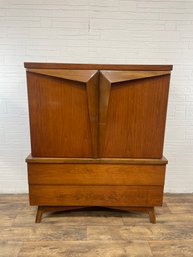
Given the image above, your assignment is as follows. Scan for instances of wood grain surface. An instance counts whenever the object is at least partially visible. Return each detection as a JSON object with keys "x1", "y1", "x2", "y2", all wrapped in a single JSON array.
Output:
[
  {"x1": 26, "y1": 154, "x2": 168, "y2": 164},
  {"x1": 100, "y1": 70, "x2": 170, "y2": 82},
  {"x1": 24, "y1": 62, "x2": 173, "y2": 71},
  {"x1": 27, "y1": 69, "x2": 97, "y2": 82},
  {"x1": 99, "y1": 73, "x2": 170, "y2": 158},
  {"x1": 29, "y1": 185, "x2": 163, "y2": 206},
  {"x1": 26, "y1": 64, "x2": 171, "y2": 159},
  {"x1": 27, "y1": 71, "x2": 96, "y2": 157},
  {"x1": 28, "y1": 163, "x2": 166, "y2": 186}
]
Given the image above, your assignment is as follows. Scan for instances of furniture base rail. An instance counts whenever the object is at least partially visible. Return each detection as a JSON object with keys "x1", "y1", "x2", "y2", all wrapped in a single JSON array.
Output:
[{"x1": 35, "y1": 206, "x2": 156, "y2": 224}]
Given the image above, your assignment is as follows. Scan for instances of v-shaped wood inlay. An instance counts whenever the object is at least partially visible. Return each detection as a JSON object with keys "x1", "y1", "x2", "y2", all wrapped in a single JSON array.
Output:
[
  {"x1": 101, "y1": 70, "x2": 170, "y2": 83},
  {"x1": 27, "y1": 69, "x2": 98, "y2": 83},
  {"x1": 99, "y1": 72, "x2": 111, "y2": 155},
  {"x1": 86, "y1": 71, "x2": 99, "y2": 158}
]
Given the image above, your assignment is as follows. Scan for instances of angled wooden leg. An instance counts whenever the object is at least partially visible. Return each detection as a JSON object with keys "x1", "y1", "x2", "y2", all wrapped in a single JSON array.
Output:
[
  {"x1": 35, "y1": 206, "x2": 86, "y2": 223},
  {"x1": 105, "y1": 206, "x2": 157, "y2": 224},
  {"x1": 35, "y1": 206, "x2": 44, "y2": 223},
  {"x1": 148, "y1": 207, "x2": 156, "y2": 224}
]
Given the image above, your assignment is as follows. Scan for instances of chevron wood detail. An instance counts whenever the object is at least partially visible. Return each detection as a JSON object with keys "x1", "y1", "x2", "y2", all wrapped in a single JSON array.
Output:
[
  {"x1": 27, "y1": 69, "x2": 98, "y2": 83},
  {"x1": 86, "y1": 71, "x2": 99, "y2": 158},
  {"x1": 101, "y1": 70, "x2": 170, "y2": 84},
  {"x1": 99, "y1": 71, "x2": 111, "y2": 156}
]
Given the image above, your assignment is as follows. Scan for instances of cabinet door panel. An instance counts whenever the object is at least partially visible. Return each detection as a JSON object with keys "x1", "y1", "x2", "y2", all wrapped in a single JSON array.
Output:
[
  {"x1": 27, "y1": 69, "x2": 99, "y2": 157},
  {"x1": 99, "y1": 70, "x2": 170, "y2": 158}
]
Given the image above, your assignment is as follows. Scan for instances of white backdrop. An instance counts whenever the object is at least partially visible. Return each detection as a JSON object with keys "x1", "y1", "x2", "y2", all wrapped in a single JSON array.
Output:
[{"x1": 0, "y1": 0, "x2": 193, "y2": 193}]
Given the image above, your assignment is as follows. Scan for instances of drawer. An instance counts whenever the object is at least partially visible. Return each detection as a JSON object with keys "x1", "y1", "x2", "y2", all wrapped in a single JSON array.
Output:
[
  {"x1": 28, "y1": 163, "x2": 166, "y2": 186},
  {"x1": 29, "y1": 185, "x2": 164, "y2": 207}
]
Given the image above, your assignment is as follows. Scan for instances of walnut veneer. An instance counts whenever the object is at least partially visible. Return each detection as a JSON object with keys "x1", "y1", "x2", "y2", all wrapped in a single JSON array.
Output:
[{"x1": 25, "y1": 63, "x2": 172, "y2": 223}]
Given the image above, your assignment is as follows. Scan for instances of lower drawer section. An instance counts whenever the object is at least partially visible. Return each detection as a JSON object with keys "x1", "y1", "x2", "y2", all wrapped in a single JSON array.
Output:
[
  {"x1": 28, "y1": 163, "x2": 166, "y2": 186},
  {"x1": 29, "y1": 185, "x2": 164, "y2": 207}
]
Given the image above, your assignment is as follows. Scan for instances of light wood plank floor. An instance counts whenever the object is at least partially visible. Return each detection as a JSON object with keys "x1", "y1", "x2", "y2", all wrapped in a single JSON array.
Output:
[{"x1": 0, "y1": 194, "x2": 193, "y2": 257}]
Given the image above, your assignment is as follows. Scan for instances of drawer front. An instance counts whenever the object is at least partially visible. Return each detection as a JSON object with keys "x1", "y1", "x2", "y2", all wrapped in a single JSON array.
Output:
[
  {"x1": 29, "y1": 185, "x2": 164, "y2": 207},
  {"x1": 28, "y1": 163, "x2": 166, "y2": 186}
]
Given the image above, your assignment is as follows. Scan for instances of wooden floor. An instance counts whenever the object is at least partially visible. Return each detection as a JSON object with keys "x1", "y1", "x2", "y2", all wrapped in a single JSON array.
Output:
[{"x1": 0, "y1": 194, "x2": 193, "y2": 257}]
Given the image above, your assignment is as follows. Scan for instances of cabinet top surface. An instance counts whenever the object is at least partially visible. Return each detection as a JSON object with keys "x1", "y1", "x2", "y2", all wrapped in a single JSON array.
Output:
[{"x1": 24, "y1": 62, "x2": 173, "y2": 71}]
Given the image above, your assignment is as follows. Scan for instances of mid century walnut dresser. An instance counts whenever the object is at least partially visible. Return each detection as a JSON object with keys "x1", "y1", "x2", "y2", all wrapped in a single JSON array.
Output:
[{"x1": 25, "y1": 63, "x2": 172, "y2": 223}]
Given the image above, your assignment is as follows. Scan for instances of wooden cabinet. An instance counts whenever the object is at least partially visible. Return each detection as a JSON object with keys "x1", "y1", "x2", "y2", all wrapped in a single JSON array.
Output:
[{"x1": 25, "y1": 63, "x2": 172, "y2": 223}]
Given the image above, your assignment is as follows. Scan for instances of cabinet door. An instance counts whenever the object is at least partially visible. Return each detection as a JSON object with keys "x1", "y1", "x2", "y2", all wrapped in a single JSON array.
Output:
[
  {"x1": 27, "y1": 69, "x2": 99, "y2": 157},
  {"x1": 99, "y1": 70, "x2": 170, "y2": 158}
]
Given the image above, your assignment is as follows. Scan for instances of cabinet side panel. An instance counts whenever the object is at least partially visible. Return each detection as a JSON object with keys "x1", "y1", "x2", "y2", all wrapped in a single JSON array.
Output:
[{"x1": 27, "y1": 72, "x2": 93, "y2": 157}]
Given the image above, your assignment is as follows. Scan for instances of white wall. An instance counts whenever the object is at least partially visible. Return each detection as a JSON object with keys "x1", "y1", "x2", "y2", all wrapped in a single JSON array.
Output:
[{"x1": 0, "y1": 0, "x2": 193, "y2": 193}]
